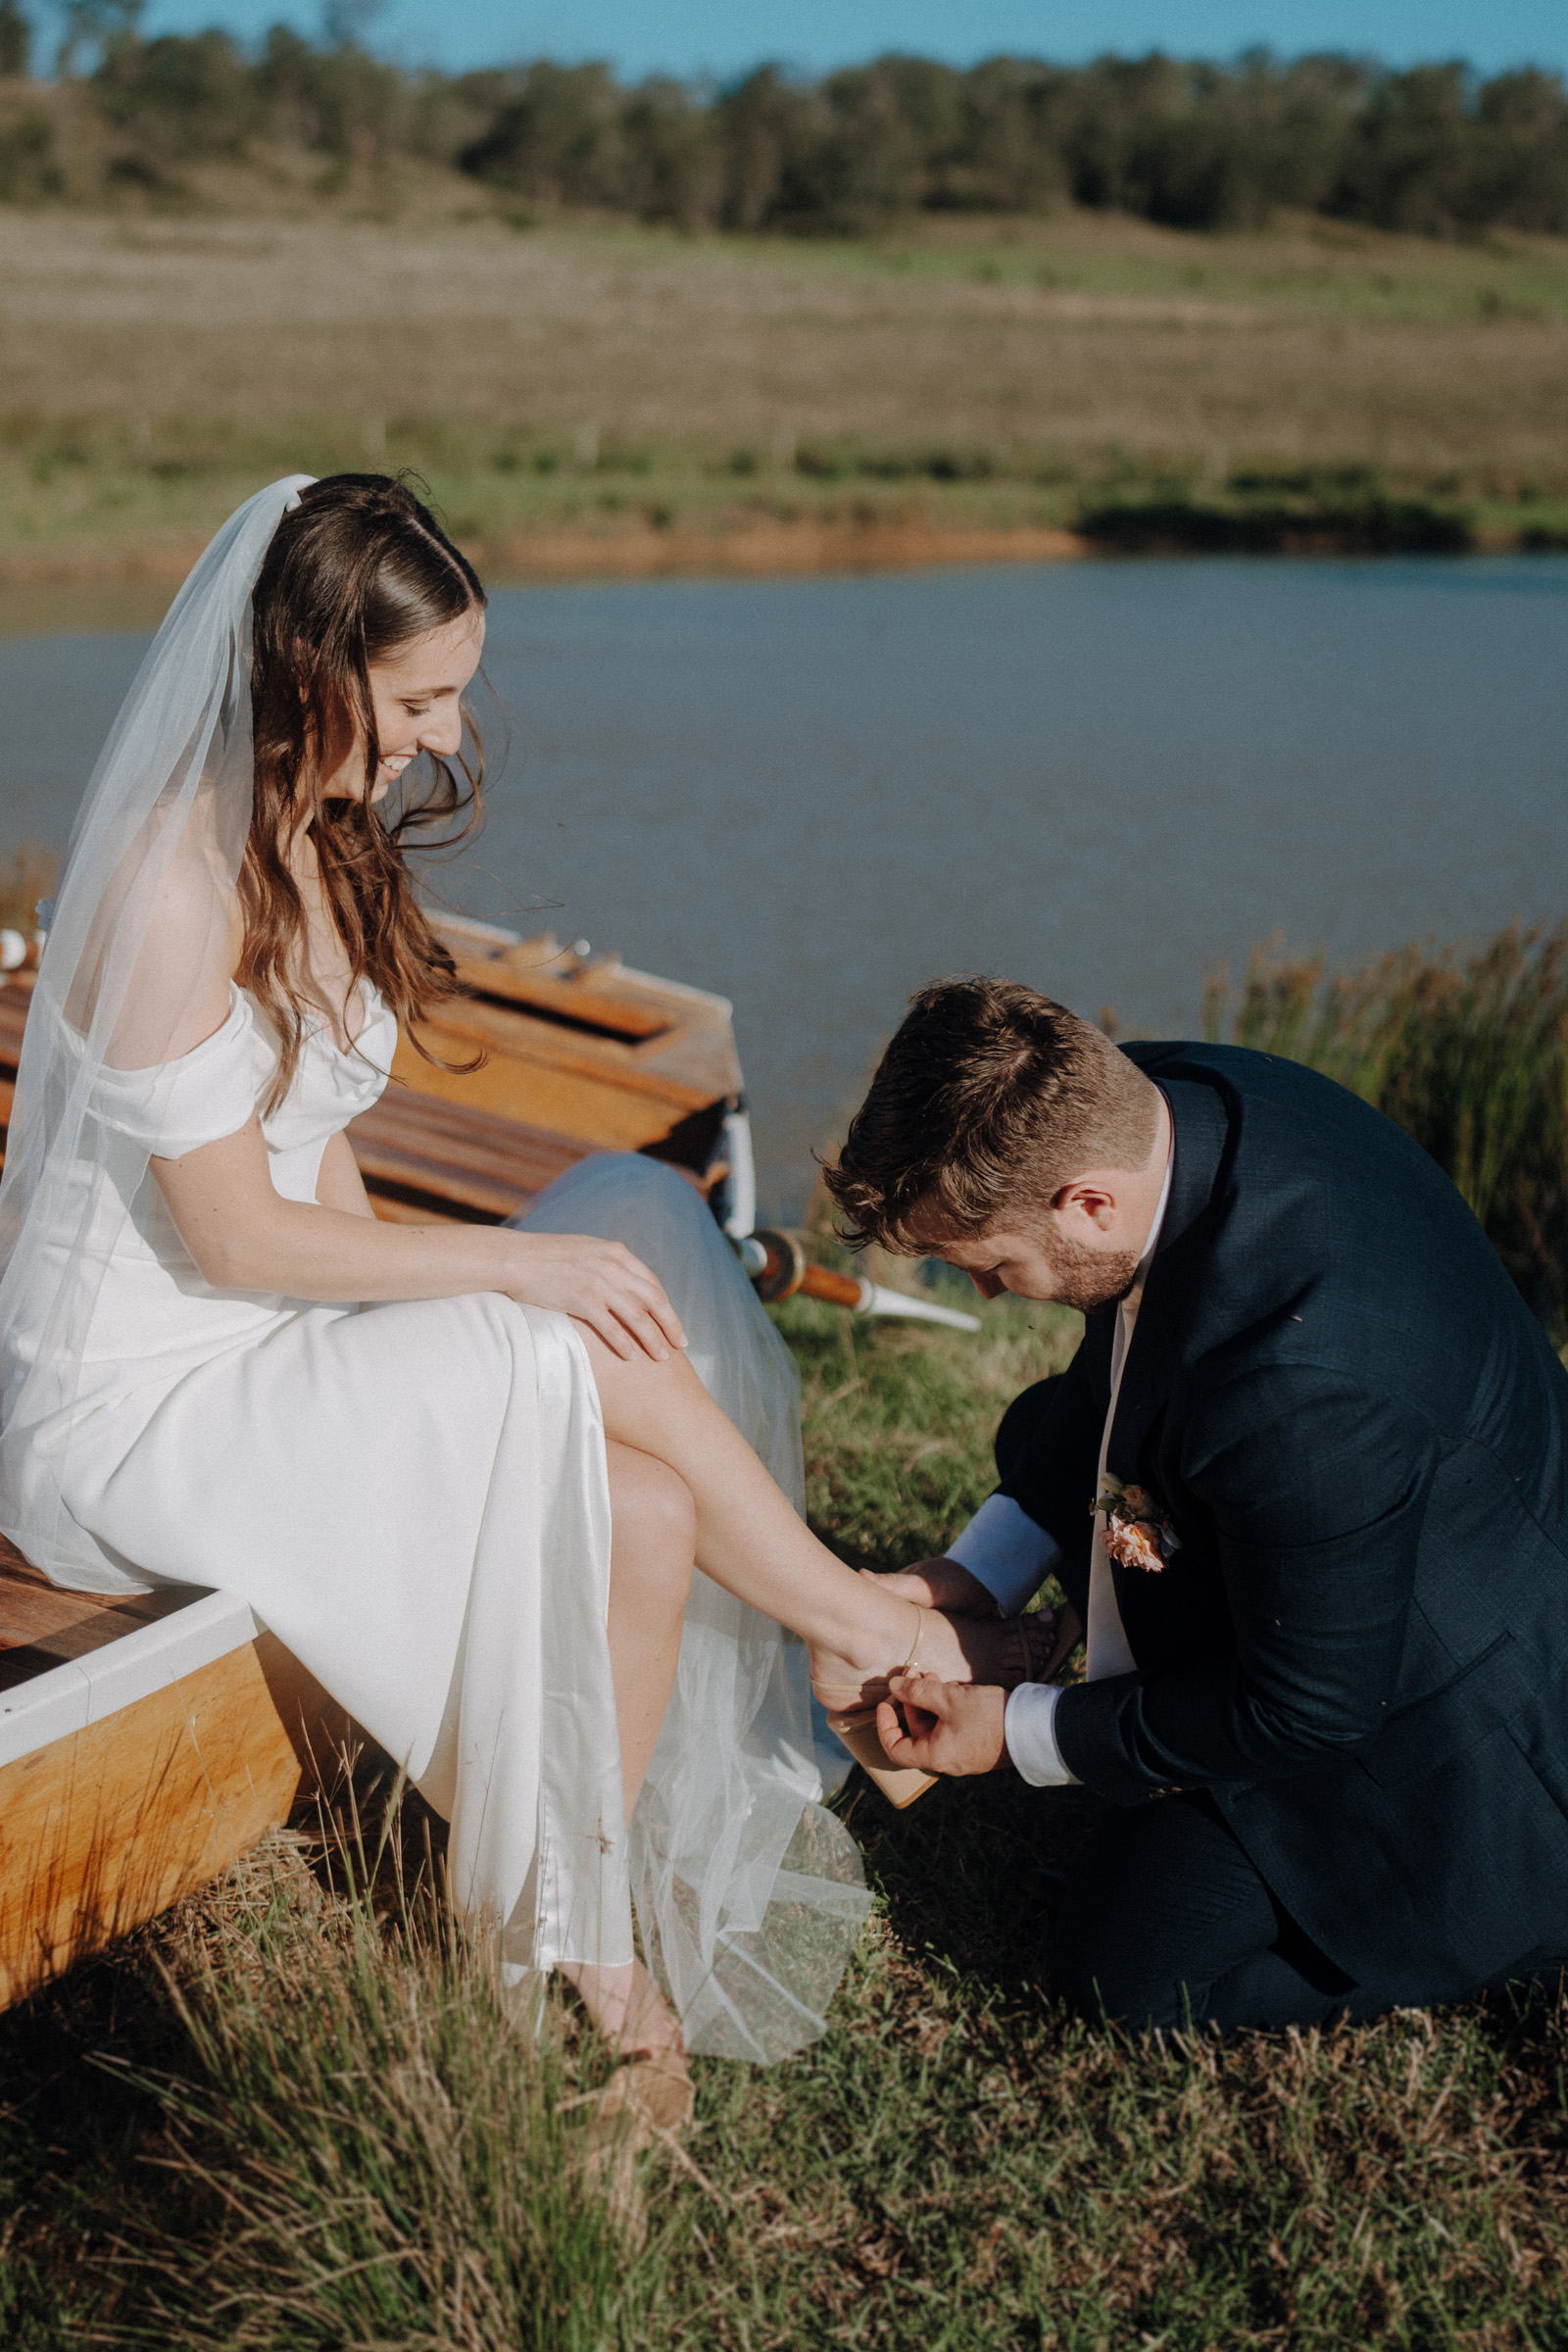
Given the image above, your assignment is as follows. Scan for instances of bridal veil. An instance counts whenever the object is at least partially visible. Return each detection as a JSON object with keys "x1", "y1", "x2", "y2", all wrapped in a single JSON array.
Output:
[{"x1": 0, "y1": 475, "x2": 316, "y2": 1590}]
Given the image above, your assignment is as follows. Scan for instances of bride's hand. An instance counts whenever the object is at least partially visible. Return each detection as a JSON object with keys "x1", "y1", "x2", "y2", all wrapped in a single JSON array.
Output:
[{"x1": 501, "y1": 1232, "x2": 688, "y2": 1361}]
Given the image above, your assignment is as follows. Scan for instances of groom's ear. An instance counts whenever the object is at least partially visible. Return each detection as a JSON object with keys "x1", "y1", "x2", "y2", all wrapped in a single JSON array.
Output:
[{"x1": 1052, "y1": 1174, "x2": 1121, "y2": 1231}]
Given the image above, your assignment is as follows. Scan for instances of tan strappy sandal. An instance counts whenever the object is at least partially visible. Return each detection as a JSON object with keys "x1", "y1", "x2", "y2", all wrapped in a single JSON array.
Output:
[{"x1": 811, "y1": 1601, "x2": 939, "y2": 1811}]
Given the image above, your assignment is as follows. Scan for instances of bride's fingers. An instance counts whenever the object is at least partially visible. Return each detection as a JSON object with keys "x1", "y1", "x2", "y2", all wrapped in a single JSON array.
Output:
[
  {"x1": 579, "y1": 1304, "x2": 637, "y2": 1359},
  {"x1": 601, "y1": 1245, "x2": 686, "y2": 1348},
  {"x1": 610, "y1": 1298, "x2": 675, "y2": 1361},
  {"x1": 608, "y1": 1271, "x2": 686, "y2": 1352}
]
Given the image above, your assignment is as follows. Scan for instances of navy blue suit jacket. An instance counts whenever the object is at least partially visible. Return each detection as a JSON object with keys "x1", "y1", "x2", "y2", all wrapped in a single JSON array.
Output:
[{"x1": 1000, "y1": 1042, "x2": 1568, "y2": 2000}]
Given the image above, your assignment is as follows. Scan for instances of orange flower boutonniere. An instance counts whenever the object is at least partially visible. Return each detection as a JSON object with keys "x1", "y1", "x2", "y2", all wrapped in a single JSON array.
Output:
[{"x1": 1094, "y1": 1476, "x2": 1182, "y2": 1573}]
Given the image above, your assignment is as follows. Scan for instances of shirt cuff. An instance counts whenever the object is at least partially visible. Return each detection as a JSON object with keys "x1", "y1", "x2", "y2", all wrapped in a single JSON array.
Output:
[
  {"x1": 946, "y1": 1493, "x2": 1060, "y2": 1617},
  {"x1": 1004, "y1": 1683, "x2": 1078, "y2": 1787}
]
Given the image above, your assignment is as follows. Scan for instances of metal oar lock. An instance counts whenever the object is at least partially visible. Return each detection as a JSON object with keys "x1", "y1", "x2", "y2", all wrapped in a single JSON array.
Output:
[{"x1": 732, "y1": 1228, "x2": 980, "y2": 1332}]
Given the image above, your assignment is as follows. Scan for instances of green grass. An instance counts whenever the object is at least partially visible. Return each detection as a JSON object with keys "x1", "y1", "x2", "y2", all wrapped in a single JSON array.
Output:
[
  {"x1": 5, "y1": 408, "x2": 1568, "y2": 574},
  {"x1": 4, "y1": 1285, "x2": 1568, "y2": 2346}
]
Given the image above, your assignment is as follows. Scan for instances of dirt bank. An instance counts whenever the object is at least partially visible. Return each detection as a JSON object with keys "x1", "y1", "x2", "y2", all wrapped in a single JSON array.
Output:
[{"x1": 0, "y1": 515, "x2": 1091, "y2": 602}]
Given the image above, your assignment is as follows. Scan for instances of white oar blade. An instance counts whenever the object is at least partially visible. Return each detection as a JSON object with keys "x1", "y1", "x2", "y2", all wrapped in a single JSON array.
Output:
[{"x1": 859, "y1": 1283, "x2": 980, "y2": 1333}]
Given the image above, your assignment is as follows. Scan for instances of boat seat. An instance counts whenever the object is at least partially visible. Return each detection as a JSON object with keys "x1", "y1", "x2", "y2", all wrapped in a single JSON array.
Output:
[{"x1": 0, "y1": 1534, "x2": 195, "y2": 1694}]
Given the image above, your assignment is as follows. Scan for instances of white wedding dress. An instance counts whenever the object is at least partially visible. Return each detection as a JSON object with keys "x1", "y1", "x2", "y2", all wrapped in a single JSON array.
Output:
[{"x1": 0, "y1": 975, "x2": 867, "y2": 2060}]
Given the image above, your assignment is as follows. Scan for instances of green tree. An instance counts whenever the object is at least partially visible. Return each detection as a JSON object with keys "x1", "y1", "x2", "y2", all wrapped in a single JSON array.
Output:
[
  {"x1": 94, "y1": 29, "x2": 259, "y2": 162},
  {"x1": 0, "y1": 3, "x2": 31, "y2": 77},
  {"x1": 459, "y1": 61, "x2": 626, "y2": 207},
  {"x1": 55, "y1": 0, "x2": 141, "y2": 77}
]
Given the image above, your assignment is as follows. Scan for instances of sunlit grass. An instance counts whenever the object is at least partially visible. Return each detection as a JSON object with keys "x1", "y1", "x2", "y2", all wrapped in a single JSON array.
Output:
[
  {"x1": 3, "y1": 409, "x2": 1567, "y2": 575},
  {"x1": 3, "y1": 1277, "x2": 1568, "y2": 2346}
]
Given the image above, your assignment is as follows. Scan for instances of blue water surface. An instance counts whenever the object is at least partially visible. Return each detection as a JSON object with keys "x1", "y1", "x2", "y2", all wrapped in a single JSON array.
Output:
[{"x1": 4, "y1": 554, "x2": 1566, "y2": 1215}]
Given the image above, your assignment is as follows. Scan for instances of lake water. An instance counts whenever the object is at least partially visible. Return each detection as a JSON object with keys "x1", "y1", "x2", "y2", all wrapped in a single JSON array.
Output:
[{"x1": 4, "y1": 555, "x2": 1567, "y2": 1218}]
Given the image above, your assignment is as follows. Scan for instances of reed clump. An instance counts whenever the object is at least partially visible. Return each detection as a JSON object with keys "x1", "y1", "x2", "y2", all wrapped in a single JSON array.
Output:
[
  {"x1": 88, "y1": 1805, "x2": 663, "y2": 2351},
  {"x1": 1205, "y1": 923, "x2": 1568, "y2": 1331}
]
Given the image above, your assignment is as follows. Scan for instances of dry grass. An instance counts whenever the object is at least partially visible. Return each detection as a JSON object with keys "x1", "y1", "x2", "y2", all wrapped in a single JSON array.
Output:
[
  {"x1": 0, "y1": 205, "x2": 1565, "y2": 582},
  {"x1": 0, "y1": 205, "x2": 1562, "y2": 457}
]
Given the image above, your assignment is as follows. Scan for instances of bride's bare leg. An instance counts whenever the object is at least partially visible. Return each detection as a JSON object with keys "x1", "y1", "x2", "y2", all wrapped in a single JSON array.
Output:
[
  {"x1": 562, "y1": 1441, "x2": 694, "y2": 2065},
  {"x1": 564, "y1": 1339, "x2": 1045, "y2": 2073},
  {"x1": 581, "y1": 1334, "x2": 1047, "y2": 1691},
  {"x1": 604, "y1": 1440, "x2": 693, "y2": 1827}
]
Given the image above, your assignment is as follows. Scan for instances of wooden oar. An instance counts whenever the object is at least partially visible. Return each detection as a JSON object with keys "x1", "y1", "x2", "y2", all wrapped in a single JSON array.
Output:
[{"x1": 733, "y1": 1229, "x2": 980, "y2": 1331}]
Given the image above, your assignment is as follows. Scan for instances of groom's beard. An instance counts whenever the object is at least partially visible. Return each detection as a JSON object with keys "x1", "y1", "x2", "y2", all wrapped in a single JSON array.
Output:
[{"x1": 1040, "y1": 1231, "x2": 1144, "y2": 1315}]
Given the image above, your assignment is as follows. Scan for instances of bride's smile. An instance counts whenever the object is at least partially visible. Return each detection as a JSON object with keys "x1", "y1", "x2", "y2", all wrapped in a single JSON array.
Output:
[{"x1": 313, "y1": 608, "x2": 487, "y2": 807}]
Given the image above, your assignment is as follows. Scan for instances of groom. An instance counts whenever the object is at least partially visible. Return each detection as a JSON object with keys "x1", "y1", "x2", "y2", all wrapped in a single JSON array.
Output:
[{"x1": 824, "y1": 978, "x2": 1568, "y2": 2033}]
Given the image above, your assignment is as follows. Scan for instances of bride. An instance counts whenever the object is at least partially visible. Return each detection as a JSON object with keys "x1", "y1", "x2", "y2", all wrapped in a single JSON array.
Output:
[{"x1": 0, "y1": 474, "x2": 1045, "y2": 2123}]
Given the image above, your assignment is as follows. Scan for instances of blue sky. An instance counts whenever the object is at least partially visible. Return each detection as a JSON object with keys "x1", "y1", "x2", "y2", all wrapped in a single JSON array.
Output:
[{"x1": 110, "y1": 4, "x2": 1568, "y2": 81}]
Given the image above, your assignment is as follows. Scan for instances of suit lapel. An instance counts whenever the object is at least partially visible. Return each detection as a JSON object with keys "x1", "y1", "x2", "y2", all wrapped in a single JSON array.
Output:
[{"x1": 1103, "y1": 1077, "x2": 1233, "y2": 1640}]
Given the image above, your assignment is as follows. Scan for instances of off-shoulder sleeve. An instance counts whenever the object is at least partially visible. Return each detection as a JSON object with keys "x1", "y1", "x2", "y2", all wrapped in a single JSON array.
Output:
[{"x1": 89, "y1": 987, "x2": 259, "y2": 1158}]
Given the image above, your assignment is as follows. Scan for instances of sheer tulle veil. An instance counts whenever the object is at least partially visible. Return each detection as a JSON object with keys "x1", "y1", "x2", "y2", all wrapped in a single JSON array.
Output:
[{"x1": 0, "y1": 475, "x2": 315, "y2": 1588}]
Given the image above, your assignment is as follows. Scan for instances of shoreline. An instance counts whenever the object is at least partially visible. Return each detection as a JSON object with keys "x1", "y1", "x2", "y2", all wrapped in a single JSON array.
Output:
[
  {"x1": 0, "y1": 517, "x2": 1092, "y2": 601},
  {"x1": 0, "y1": 510, "x2": 1559, "y2": 625}
]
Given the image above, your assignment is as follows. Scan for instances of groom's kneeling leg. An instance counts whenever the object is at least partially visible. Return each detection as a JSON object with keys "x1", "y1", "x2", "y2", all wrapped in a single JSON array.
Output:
[{"x1": 1051, "y1": 1792, "x2": 1365, "y2": 2034}]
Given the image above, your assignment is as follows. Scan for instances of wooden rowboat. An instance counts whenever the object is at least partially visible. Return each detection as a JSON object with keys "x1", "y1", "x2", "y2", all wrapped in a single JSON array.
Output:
[{"x1": 0, "y1": 919, "x2": 758, "y2": 2009}]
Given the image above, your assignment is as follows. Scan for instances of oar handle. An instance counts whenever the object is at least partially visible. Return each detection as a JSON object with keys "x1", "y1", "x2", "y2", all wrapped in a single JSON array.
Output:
[
  {"x1": 732, "y1": 1227, "x2": 821, "y2": 1303},
  {"x1": 730, "y1": 1230, "x2": 979, "y2": 1329}
]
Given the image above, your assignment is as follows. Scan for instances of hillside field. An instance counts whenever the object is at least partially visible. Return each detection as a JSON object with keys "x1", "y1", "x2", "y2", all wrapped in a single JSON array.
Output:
[{"x1": 0, "y1": 196, "x2": 1566, "y2": 609}]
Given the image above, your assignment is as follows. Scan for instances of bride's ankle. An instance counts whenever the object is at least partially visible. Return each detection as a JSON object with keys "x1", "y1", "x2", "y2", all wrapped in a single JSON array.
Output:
[
  {"x1": 563, "y1": 1958, "x2": 685, "y2": 2063},
  {"x1": 809, "y1": 1590, "x2": 926, "y2": 1689}
]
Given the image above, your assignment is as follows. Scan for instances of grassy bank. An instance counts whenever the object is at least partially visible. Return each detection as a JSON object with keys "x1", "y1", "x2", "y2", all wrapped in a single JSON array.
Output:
[
  {"x1": 4, "y1": 1283, "x2": 1568, "y2": 2346},
  {"x1": 1, "y1": 206, "x2": 1567, "y2": 597},
  {"x1": 5, "y1": 412, "x2": 1564, "y2": 594}
]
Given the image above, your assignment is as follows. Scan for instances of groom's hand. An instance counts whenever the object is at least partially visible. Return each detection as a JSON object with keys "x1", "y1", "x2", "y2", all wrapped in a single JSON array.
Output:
[
  {"x1": 876, "y1": 1673, "x2": 1009, "y2": 1778},
  {"x1": 861, "y1": 1559, "x2": 998, "y2": 1616}
]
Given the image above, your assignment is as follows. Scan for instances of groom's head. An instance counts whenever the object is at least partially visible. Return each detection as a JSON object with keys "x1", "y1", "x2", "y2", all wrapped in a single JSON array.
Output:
[{"x1": 824, "y1": 978, "x2": 1168, "y2": 1313}]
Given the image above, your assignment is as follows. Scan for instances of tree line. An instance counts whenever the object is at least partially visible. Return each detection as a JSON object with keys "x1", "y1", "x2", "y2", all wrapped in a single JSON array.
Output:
[{"x1": 0, "y1": 5, "x2": 1565, "y2": 235}]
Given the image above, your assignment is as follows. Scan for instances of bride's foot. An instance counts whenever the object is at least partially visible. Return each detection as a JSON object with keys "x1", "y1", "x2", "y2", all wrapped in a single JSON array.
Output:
[
  {"x1": 809, "y1": 1596, "x2": 1054, "y2": 1810},
  {"x1": 562, "y1": 1956, "x2": 689, "y2": 2068},
  {"x1": 567, "y1": 1959, "x2": 694, "y2": 2234},
  {"x1": 808, "y1": 1593, "x2": 1055, "y2": 1712}
]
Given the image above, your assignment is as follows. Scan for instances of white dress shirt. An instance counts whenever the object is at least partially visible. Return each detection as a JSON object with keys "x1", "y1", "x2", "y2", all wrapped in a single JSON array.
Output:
[{"x1": 946, "y1": 1138, "x2": 1175, "y2": 1785}]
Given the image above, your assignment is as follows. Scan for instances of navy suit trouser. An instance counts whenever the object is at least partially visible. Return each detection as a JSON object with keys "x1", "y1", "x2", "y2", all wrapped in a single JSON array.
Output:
[{"x1": 1051, "y1": 1789, "x2": 1568, "y2": 2033}]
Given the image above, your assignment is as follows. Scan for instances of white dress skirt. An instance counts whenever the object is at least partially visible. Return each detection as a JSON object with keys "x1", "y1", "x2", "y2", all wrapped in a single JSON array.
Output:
[{"x1": 0, "y1": 980, "x2": 867, "y2": 2061}]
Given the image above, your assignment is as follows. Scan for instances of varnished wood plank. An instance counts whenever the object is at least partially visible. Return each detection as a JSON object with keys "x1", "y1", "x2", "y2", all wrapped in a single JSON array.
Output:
[
  {"x1": 401, "y1": 999, "x2": 718, "y2": 1111},
  {"x1": 450, "y1": 952, "x2": 673, "y2": 1041},
  {"x1": 389, "y1": 1036, "x2": 712, "y2": 1150},
  {"x1": 0, "y1": 1550, "x2": 194, "y2": 1691},
  {"x1": 350, "y1": 1139, "x2": 533, "y2": 1220},
  {"x1": 348, "y1": 1086, "x2": 589, "y2": 1219},
  {"x1": 0, "y1": 1640, "x2": 302, "y2": 2008},
  {"x1": 354, "y1": 1088, "x2": 588, "y2": 1187}
]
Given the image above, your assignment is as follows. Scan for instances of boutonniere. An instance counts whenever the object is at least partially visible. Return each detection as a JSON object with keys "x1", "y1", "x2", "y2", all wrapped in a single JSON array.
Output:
[{"x1": 1093, "y1": 1475, "x2": 1182, "y2": 1574}]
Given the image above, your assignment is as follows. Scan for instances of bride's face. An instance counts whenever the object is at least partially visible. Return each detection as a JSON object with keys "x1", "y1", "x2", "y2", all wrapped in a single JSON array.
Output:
[{"x1": 316, "y1": 608, "x2": 487, "y2": 806}]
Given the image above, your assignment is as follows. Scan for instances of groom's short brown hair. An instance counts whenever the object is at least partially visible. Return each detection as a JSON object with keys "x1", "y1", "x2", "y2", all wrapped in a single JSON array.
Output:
[{"x1": 823, "y1": 977, "x2": 1159, "y2": 1252}]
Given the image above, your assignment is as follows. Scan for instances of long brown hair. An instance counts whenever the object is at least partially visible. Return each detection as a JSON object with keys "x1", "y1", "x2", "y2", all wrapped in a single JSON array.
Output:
[{"x1": 244, "y1": 472, "x2": 486, "y2": 1106}]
